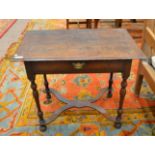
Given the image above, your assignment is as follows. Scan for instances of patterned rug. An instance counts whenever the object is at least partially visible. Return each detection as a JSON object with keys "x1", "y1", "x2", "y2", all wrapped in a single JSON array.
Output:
[
  {"x1": 0, "y1": 20, "x2": 155, "y2": 136},
  {"x1": 0, "y1": 19, "x2": 17, "y2": 38}
]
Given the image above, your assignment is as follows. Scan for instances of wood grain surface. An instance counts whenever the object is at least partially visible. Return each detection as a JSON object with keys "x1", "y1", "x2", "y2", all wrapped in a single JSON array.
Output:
[{"x1": 16, "y1": 29, "x2": 145, "y2": 61}]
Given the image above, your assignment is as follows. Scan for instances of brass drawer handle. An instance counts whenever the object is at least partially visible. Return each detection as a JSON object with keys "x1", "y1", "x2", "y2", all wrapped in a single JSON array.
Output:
[{"x1": 72, "y1": 62, "x2": 85, "y2": 69}]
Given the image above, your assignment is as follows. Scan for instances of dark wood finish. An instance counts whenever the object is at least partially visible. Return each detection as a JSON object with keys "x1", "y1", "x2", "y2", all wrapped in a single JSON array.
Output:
[
  {"x1": 14, "y1": 29, "x2": 145, "y2": 132},
  {"x1": 45, "y1": 87, "x2": 115, "y2": 125},
  {"x1": 107, "y1": 73, "x2": 113, "y2": 98},
  {"x1": 130, "y1": 19, "x2": 137, "y2": 23},
  {"x1": 115, "y1": 19, "x2": 123, "y2": 27},
  {"x1": 16, "y1": 29, "x2": 144, "y2": 61},
  {"x1": 26, "y1": 73, "x2": 47, "y2": 132},
  {"x1": 86, "y1": 19, "x2": 92, "y2": 28},
  {"x1": 115, "y1": 19, "x2": 137, "y2": 28},
  {"x1": 94, "y1": 19, "x2": 100, "y2": 28},
  {"x1": 115, "y1": 64, "x2": 131, "y2": 128},
  {"x1": 24, "y1": 60, "x2": 131, "y2": 74},
  {"x1": 43, "y1": 74, "x2": 52, "y2": 104}
]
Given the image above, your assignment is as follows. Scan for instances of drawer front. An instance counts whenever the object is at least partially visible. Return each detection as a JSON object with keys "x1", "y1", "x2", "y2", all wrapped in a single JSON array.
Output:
[{"x1": 25, "y1": 60, "x2": 131, "y2": 74}]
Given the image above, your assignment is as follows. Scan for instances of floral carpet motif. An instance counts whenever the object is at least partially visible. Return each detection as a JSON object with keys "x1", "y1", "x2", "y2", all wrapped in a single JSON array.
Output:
[{"x1": 0, "y1": 20, "x2": 155, "y2": 136}]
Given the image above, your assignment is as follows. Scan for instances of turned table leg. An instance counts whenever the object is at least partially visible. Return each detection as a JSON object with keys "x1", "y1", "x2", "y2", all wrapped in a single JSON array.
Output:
[
  {"x1": 28, "y1": 74, "x2": 47, "y2": 132},
  {"x1": 43, "y1": 74, "x2": 52, "y2": 104},
  {"x1": 107, "y1": 72, "x2": 113, "y2": 98},
  {"x1": 114, "y1": 73, "x2": 129, "y2": 129}
]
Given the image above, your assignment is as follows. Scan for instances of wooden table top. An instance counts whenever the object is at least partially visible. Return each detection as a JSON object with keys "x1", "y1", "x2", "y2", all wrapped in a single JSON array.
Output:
[{"x1": 15, "y1": 29, "x2": 145, "y2": 61}]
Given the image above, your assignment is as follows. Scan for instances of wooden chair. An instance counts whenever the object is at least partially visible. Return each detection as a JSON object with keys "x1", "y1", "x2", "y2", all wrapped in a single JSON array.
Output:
[
  {"x1": 66, "y1": 19, "x2": 99, "y2": 29},
  {"x1": 135, "y1": 20, "x2": 155, "y2": 95},
  {"x1": 115, "y1": 19, "x2": 137, "y2": 27},
  {"x1": 66, "y1": 19, "x2": 137, "y2": 29}
]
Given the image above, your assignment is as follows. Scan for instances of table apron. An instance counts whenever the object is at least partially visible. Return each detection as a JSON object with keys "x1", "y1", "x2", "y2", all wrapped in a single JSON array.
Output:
[{"x1": 24, "y1": 60, "x2": 132, "y2": 75}]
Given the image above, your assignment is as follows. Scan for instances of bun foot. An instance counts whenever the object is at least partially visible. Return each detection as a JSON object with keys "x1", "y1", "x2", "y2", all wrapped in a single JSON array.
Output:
[
  {"x1": 39, "y1": 125, "x2": 47, "y2": 132},
  {"x1": 44, "y1": 99, "x2": 52, "y2": 105},
  {"x1": 114, "y1": 122, "x2": 122, "y2": 129}
]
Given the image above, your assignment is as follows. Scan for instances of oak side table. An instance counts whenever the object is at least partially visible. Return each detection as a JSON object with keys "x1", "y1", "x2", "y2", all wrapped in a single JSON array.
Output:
[{"x1": 14, "y1": 29, "x2": 145, "y2": 132}]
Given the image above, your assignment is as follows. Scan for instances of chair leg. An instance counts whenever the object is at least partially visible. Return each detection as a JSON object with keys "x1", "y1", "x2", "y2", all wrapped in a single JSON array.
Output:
[
  {"x1": 135, "y1": 61, "x2": 144, "y2": 96},
  {"x1": 94, "y1": 19, "x2": 99, "y2": 29},
  {"x1": 135, "y1": 73, "x2": 144, "y2": 96},
  {"x1": 86, "y1": 19, "x2": 92, "y2": 28},
  {"x1": 66, "y1": 19, "x2": 69, "y2": 29},
  {"x1": 130, "y1": 19, "x2": 137, "y2": 23},
  {"x1": 107, "y1": 73, "x2": 113, "y2": 98},
  {"x1": 115, "y1": 19, "x2": 122, "y2": 28}
]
